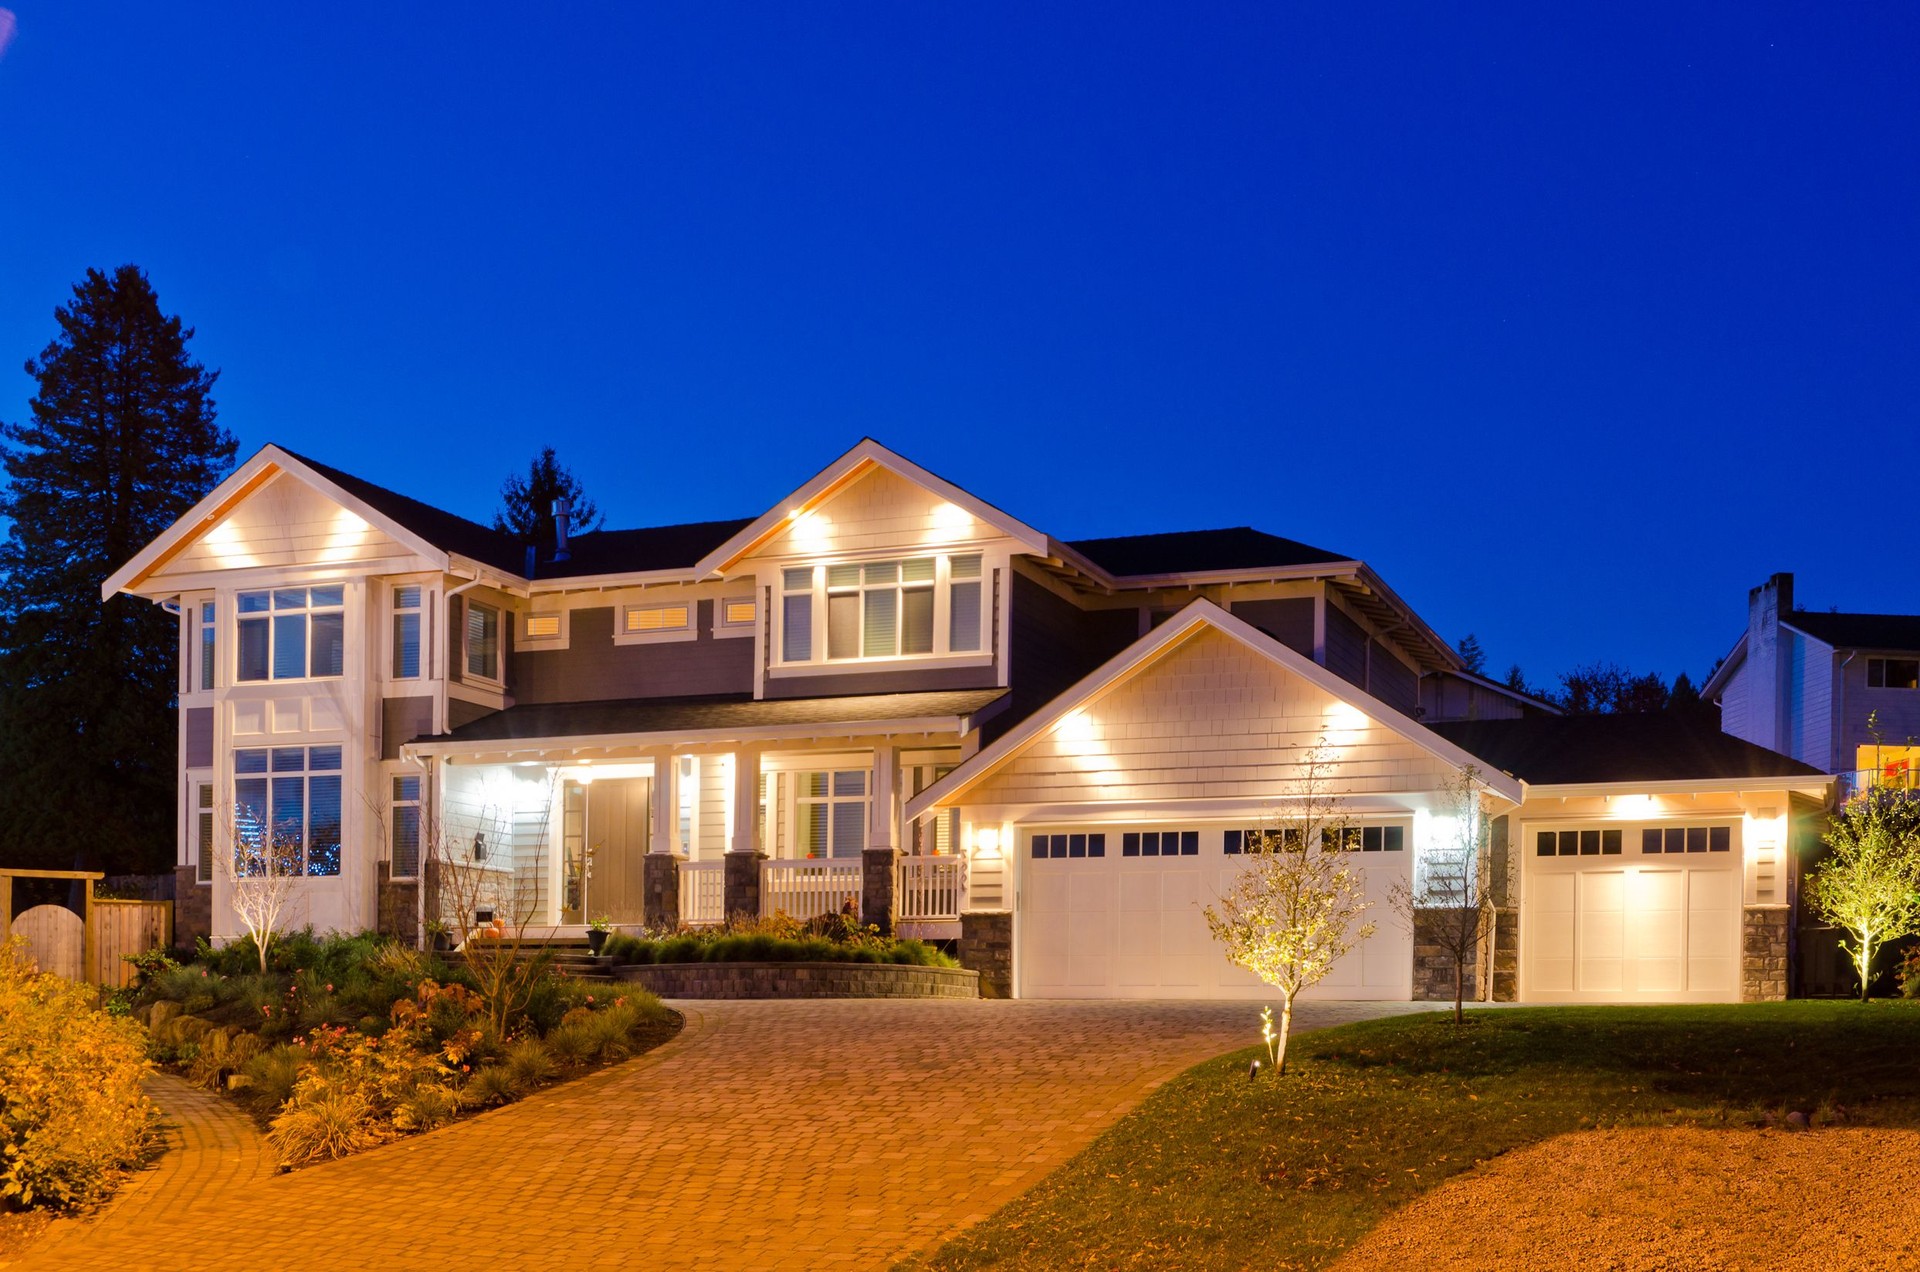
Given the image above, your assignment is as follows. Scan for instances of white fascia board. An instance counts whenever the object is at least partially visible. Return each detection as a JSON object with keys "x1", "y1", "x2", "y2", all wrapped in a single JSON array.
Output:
[
  {"x1": 903, "y1": 597, "x2": 1524, "y2": 821},
  {"x1": 1352, "y1": 564, "x2": 1465, "y2": 673},
  {"x1": 1520, "y1": 775, "x2": 1835, "y2": 801},
  {"x1": 401, "y1": 713, "x2": 985, "y2": 763},
  {"x1": 692, "y1": 439, "x2": 1049, "y2": 577},
  {"x1": 526, "y1": 568, "x2": 699, "y2": 595},
  {"x1": 445, "y1": 553, "x2": 530, "y2": 594},
  {"x1": 1083, "y1": 559, "x2": 1367, "y2": 592},
  {"x1": 102, "y1": 445, "x2": 454, "y2": 600},
  {"x1": 1700, "y1": 633, "x2": 1748, "y2": 701}
]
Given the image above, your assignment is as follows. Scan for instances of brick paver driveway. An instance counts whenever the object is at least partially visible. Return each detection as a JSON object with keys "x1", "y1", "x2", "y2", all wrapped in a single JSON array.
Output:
[{"x1": 23, "y1": 998, "x2": 1429, "y2": 1272}]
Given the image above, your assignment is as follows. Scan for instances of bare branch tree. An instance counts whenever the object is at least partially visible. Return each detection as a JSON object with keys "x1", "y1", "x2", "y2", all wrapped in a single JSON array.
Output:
[
  {"x1": 1393, "y1": 765, "x2": 1494, "y2": 1026},
  {"x1": 1204, "y1": 741, "x2": 1376, "y2": 1075},
  {"x1": 222, "y1": 808, "x2": 304, "y2": 976}
]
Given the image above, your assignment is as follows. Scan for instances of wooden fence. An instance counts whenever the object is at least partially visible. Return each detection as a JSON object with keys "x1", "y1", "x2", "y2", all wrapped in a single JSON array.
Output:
[
  {"x1": 91, "y1": 899, "x2": 173, "y2": 988},
  {"x1": 1, "y1": 869, "x2": 173, "y2": 986}
]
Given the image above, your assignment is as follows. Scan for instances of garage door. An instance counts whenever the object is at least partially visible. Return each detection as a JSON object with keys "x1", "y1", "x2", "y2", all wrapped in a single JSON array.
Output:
[
  {"x1": 1018, "y1": 824, "x2": 1412, "y2": 1000},
  {"x1": 1522, "y1": 823, "x2": 1740, "y2": 1003}
]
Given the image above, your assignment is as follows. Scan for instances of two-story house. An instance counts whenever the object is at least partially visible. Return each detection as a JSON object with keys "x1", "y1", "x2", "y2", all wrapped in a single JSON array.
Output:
[{"x1": 105, "y1": 440, "x2": 1828, "y2": 1003}]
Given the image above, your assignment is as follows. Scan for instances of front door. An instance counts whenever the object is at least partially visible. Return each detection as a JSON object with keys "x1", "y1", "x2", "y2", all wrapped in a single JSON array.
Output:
[{"x1": 560, "y1": 778, "x2": 651, "y2": 926}]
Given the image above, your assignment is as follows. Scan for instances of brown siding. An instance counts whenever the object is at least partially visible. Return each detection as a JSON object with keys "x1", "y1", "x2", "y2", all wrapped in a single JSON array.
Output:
[
  {"x1": 382, "y1": 696, "x2": 435, "y2": 759},
  {"x1": 1324, "y1": 602, "x2": 1368, "y2": 688},
  {"x1": 183, "y1": 707, "x2": 214, "y2": 768},
  {"x1": 1229, "y1": 598, "x2": 1315, "y2": 660},
  {"x1": 1368, "y1": 639, "x2": 1419, "y2": 714},
  {"x1": 988, "y1": 570, "x2": 1138, "y2": 743},
  {"x1": 764, "y1": 664, "x2": 1000, "y2": 700},
  {"x1": 448, "y1": 594, "x2": 464, "y2": 686},
  {"x1": 448, "y1": 699, "x2": 493, "y2": 730},
  {"x1": 510, "y1": 603, "x2": 754, "y2": 704}
]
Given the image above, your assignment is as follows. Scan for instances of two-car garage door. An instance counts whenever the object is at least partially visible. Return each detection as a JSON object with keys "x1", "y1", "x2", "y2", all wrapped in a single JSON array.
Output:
[{"x1": 1017, "y1": 824, "x2": 1412, "y2": 1000}]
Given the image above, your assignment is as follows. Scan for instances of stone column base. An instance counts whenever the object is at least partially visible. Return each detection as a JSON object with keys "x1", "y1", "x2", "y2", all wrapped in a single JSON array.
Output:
[
  {"x1": 1411, "y1": 907, "x2": 1478, "y2": 1002},
  {"x1": 172, "y1": 864, "x2": 212, "y2": 951},
  {"x1": 862, "y1": 847, "x2": 900, "y2": 936},
  {"x1": 723, "y1": 851, "x2": 767, "y2": 923},
  {"x1": 960, "y1": 910, "x2": 1014, "y2": 999},
  {"x1": 1743, "y1": 906, "x2": 1789, "y2": 1001},
  {"x1": 644, "y1": 854, "x2": 683, "y2": 930}
]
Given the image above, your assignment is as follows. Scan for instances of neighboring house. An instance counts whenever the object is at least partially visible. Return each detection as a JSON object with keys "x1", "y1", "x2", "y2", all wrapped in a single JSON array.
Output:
[
  {"x1": 105, "y1": 440, "x2": 1830, "y2": 1004},
  {"x1": 1704, "y1": 572, "x2": 1920, "y2": 788}
]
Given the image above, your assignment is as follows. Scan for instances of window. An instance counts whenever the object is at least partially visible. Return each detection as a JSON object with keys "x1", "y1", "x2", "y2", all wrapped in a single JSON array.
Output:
[
  {"x1": 779, "y1": 553, "x2": 985, "y2": 664},
  {"x1": 1537, "y1": 829, "x2": 1624, "y2": 856},
  {"x1": 233, "y1": 745, "x2": 342, "y2": 876},
  {"x1": 795, "y1": 769, "x2": 868, "y2": 858},
  {"x1": 1031, "y1": 832, "x2": 1109, "y2": 859},
  {"x1": 197, "y1": 601, "x2": 216, "y2": 691},
  {"x1": 465, "y1": 600, "x2": 500, "y2": 680},
  {"x1": 718, "y1": 597, "x2": 757, "y2": 633},
  {"x1": 237, "y1": 586, "x2": 345, "y2": 681},
  {"x1": 677, "y1": 756, "x2": 699, "y2": 851},
  {"x1": 1868, "y1": 658, "x2": 1920, "y2": 690},
  {"x1": 1638, "y1": 825, "x2": 1732, "y2": 855},
  {"x1": 1225, "y1": 828, "x2": 1308, "y2": 853},
  {"x1": 1120, "y1": 830, "x2": 1197, "y2": 858},
  {"x1": 525, "y1": 613, "x2": 562, "y2": 640},
  {"x1": 390, "y1": 775, "x2": 422, "y2": 878},
  {"x1": 620, "y1": 603, "x2": 691, "y2": 639},
  {"x1": 392, "y1": 586, "x2": 422, "y2": 679},
  {"x1": 194, "y1": 781, "x2": 214, "y2": 884}
]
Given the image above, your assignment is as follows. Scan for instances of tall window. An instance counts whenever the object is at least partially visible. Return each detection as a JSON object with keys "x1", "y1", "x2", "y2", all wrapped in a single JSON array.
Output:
[
  {"x1": 795, "y1": 769, "x2": 868, "y2": 858},
  {"x1": 677, "y1": 756, "x2": 699, "y2": 851},
  {"x1": 237, "y1": 586, "x2": 345, "y2": 681},
  {"x1": 198, "y1": 601, "x2": 216, "y2": 691},
  {"x1": 390, "y1": 775, "x2": 422, "y2": 878},
  {"x1": 780, "y1": 553, "x2": 984, "y2": 664},
  {"x1": 465, "y1": 600, "x2": 500, "y2": 680},
  {"x1": 234, "y1": 745, "x2": 343, "y2": 876},
  {"x1": 392, "y1": 586, "x2": 422, "y2": 679},
  {"x1": 194, "y1": 781, "x2": 214, "y2": 884}
]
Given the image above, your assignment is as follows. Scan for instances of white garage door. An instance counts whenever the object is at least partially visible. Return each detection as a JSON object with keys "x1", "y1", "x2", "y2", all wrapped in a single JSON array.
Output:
[
  {"x1": 1018, "y1": 824, "x2": 1412, "y2": 1000},
  {"x1": 1522, "y1": 823, "x2": 1741, "y2": 1003}
]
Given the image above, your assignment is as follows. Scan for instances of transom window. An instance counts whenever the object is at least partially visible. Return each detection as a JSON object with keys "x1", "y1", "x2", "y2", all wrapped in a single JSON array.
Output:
[
  {"x1": 1536, "y1": 829, "x2": 1625, "y2": 857},
  {"x1": 237, "y1": 586, "x2": 344, "y2": 682},
  {"x1": 795, "y1": 769, "x2": 868, "y2": 858},
  {"x1": 1226, "y1": 826, "x2": 1403, "y2": 853},
  {"x1": 465, "y1": 601, "x2": 501, "y2": 680},
  {"x1": 1868, "y1": 658, "x2": 1920, "y2": 690},
  {"x1": 779, "y1": 553, "x2": 983, "y2": 664},
  {"x1": 1123, "y1": 830, "x2": 1194, "y2": 858},
  {"x1": 624, "y1": 603, "x2": 690, "y2": 635},
  {"x1": 393, "y1": 586, "x2": 422, "y2": 679},
  {"x1": 720, "y1": 597, "x2": 757, "y2": 628},
  {"x1": 1637, "y1": 825, "x2": 1732, "y2": 855},
  {"x1": 234, "y1": 745, "x2": 343, "y2": 876},
  {"x1": 1033, "y1": 832, "x2": 1109, "y2": 859}
]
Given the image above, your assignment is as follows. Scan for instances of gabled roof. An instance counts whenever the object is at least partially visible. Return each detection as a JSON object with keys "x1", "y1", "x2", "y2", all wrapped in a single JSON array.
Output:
[
  {"x1": 538, "y1": 519, "x2": 755, "y2": 579},
  {"x1": 904, "y1": 598, "x2": 1523, "y2": 818},
  {"x1": 1065, "y1": 527, "x2": 1349, "y2": 578},
  {"x1": 285, "y1": 449, "x2": 528, "y2": 576},
  {"x1": 1701, "y1": 632, "x2": 1746, "y2": 701},
  {"x1": 1429, "y1": 712, "x2": 1829, "y2": 787},
  {"x1": 1784, "y1": 611, "x2": 1920, "y2": 653}
]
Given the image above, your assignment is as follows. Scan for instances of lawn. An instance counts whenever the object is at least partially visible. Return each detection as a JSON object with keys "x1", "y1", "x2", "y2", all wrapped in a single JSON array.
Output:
[{"x1": 913, "y1": 1002, "x2": 1920, "y2": 1271}]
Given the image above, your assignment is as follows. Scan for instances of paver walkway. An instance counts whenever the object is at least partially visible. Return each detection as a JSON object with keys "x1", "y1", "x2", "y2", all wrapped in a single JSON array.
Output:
[{"x1": 20, "y1": 998, "x2": 1426, "y2": 1272}]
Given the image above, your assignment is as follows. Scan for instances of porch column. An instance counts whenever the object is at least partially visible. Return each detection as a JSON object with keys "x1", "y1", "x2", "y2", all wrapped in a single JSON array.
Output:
[
  {"x1": 723, "y1": 747, "x2": 765, "y2": 920},
  {"x1": 862, "y1": 746, "x2": 899, "y2": 935},
  {"x1": 643, "y1": 751, "x2": 683, "y2": 929}
]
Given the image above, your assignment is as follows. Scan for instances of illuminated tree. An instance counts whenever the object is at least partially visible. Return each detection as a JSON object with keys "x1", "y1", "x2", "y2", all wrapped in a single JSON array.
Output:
[
  {"x1": 1392, "y1": 765, "x2": 1502, "y2": 1026},
  {"x1": 223, "y1": 812, "x2": 305, "y2": 976},
  {"x1": 1806, "y1": 786, "x2": 1920, "y2": 1002},
  {"x1": 1204, "y1": 742, "x2": 1375, "y2": 1075}
]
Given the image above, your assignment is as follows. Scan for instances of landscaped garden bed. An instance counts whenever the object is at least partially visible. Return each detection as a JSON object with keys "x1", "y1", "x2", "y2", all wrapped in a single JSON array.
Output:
[
  {"x1": 602, "y1": 911, "x2": 961, "y2": 967},
  {"x1": 130, "y1": 930, "x2": 679, "y2": 1169},
  {"x1": 911, "y1": 1002, "x2": 1920, "y2": 1270}
]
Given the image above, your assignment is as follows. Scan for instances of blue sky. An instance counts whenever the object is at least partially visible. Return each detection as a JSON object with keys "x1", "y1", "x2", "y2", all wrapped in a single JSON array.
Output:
[{"x1": 1, "y1": 4, "x2": 1915, "y2": 688}]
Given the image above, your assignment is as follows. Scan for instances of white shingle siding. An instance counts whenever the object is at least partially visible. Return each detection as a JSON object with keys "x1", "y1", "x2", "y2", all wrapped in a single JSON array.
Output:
[
  {"x1": 159, "y1": 472, "x2": 413, "y2": 576},
  {"x1": 1718, "y1": 660, "x2": 1750, "y2": 743},
  {"x1": 756, "y1": 466, "x2": 990, "y2": 558}
]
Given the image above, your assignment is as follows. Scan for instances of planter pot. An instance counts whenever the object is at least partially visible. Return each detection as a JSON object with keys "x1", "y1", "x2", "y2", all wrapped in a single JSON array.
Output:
[
  {"x1": 587, "y1": 930, "x2": 609, "y2": 956},
  {"x1": 430, "y1": 933, "x2": 451, "y2": 953}
]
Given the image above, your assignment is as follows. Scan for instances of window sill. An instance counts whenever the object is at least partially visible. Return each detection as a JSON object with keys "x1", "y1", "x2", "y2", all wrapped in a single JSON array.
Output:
[
  {"x1": 711, "y1": 624, "x2": 755, "y2": 640},
  {"x1": 768, "y1": 652, "x2": 992, "y2": 679},
  {"x1": 613, "y1": 629, "x2": 699, "y2": 647}
]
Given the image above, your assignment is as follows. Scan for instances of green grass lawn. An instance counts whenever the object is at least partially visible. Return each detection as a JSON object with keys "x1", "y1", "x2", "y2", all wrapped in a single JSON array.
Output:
[{"x1": 912, "y1": 1002, "x2": 1920, "y2": 1272}]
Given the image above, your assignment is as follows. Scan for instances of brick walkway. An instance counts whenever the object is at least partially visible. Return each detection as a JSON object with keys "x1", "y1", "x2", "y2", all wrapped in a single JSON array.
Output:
[{"x1": 18, "y1": 998, "x2": 1426, "y2": 1272}]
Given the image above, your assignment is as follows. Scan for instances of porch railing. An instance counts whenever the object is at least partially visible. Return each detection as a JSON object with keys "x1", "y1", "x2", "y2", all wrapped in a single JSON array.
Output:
[
  {"x1": 761, "y1": 859, "x2": 862, "y2": 921},
  {"x1": 896, "y1": 854, "x2": 966, "y2": 921},
  {"x1": 679, "y1": 860, "x2": 725, "y2": 927}
]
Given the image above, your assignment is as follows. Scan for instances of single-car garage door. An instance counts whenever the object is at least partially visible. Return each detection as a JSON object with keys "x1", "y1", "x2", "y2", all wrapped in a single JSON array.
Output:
[
  {"x1": 1522, "y1": 822, "x2": 1741, "y2": 1003},
  {"x1": 1017, "y1": 823, "x2": 1412, "y2": 1000}
]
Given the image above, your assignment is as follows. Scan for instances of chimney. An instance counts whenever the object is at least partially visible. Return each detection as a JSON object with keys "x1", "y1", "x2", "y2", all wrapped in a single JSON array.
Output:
[
  {"x1": 553, "y1": 496, "x2": 571, "y2": 563},
  {"x1": 1745, "y1": 572, "x2": 1792, "y2": 750}
]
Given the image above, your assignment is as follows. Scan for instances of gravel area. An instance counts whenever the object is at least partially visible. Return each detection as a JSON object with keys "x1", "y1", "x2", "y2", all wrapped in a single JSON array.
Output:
[{"x1": 1332, "y1": 1126, "x2": 1920, "y2": 1272}]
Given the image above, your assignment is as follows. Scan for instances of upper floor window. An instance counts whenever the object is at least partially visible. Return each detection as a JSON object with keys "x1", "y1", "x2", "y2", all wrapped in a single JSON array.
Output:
[
  {"x1": 237, "y1": 586, "x2": 344, "y2": 682},
  {"x1": 465, "y1": 600, "x2": 501, "y2": 681},
  {"x1": 392, "y1": 586, "x2": 422, "y2": 679},
  {"x1": 778, "y1": 553, "x2": 983, "y2": 665},
  {"x1": 1868, "y1": 658, "x2": 1920, "y2": 690},
  {"x1": 197, "y1": 600, "x2": 216, "y2": 691}
]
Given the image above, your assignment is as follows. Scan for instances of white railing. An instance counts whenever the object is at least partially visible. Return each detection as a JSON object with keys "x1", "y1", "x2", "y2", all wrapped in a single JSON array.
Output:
[
  {"x1": 679, "y1": 860, "x2": 725, "y2": 927},
  {"x1": 761, "y1": 859, "x2": 862, "y2": 920},
  {"x1": 896, "y1": 854, "x2": 966, "y2": 920}
]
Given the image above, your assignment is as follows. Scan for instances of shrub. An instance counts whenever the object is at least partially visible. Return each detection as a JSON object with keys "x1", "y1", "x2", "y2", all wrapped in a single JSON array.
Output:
[
  {"x1": 463, "y1": 1065, "x2": 517, "y2": 1108},
  {"x1": 504, "y1": 1038, "x2": 556, "y2": 1090},
  {"x1": 239, "y1": 1045, "x2": 306, "y2": 1115},
  {"x1": 597, "y1": 930, "x2": 958, "y2": 968},
  {"x1": 266, "y1": 1077, "x2": 382, "y2": 1166},
  {"x1": 0, "y1": 940, "x2": 158, "y2": 1208}
]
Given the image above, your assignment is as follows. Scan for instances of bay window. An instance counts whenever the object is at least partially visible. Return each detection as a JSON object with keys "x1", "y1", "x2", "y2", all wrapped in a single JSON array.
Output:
[
  {"x1": 779, "y1": 553, "x2": 985, "y2": 665},
  {"x1": 237, "y1": 586, "x2": 345, "y2": 681},
  {"x1": 234, "y1": 745, "x2": 343, "y2": 876}
]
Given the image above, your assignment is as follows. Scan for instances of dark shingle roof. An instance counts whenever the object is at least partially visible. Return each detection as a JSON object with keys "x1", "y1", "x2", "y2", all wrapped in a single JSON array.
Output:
[
  {"x1": 1429, "y1": 712, "x2": 1827, "y2": 786},
  {"x1": 288, "y1": 450, "x2": 529, "y2": 575},
  {"x1": 423, "y1": 689, "x2": 1010, "y2": 747},
  {"x1": 1067, "y1": 527, "x2": 1350, "y2": 577},
  {"x1": 1784, "y1": 612, "x2": 1920, "y2": 652}
]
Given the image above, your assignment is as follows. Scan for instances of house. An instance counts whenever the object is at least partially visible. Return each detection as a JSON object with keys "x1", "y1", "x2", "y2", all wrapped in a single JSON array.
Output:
[
  {"x1": 1705, "y1": 572, "x2": 1920, "y2": 789},
  {"x1": 104, "y1": 440, "x2": 1831, "y2": 1003}
]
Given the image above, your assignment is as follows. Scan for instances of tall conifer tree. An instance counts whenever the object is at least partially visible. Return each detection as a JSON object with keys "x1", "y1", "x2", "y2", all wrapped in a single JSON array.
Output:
[
  {"x1": 0, "y1": 266, "x2": 235, "y2": 871},
  {"x1": 492, "y1": 447, "x2": 603, "y2": 557}
]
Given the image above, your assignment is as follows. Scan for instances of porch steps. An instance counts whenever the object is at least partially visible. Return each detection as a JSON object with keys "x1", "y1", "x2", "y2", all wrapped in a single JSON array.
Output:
[{"x1": 467, "y1": 940, "x2": 618, "y2": 983}]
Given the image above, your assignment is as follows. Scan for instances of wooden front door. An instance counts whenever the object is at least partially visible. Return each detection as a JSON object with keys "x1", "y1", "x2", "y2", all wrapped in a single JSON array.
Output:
[{"x1": 583, "y1": 777, "x2": 651, "y2": 925}]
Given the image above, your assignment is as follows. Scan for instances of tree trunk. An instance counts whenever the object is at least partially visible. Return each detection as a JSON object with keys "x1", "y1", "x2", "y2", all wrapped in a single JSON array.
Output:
[
  {"x1": 1858, "y1": 936, "x2": 1875, "y2": 1003},
  {"x1": 1453, "y1": 958, "x2": 1465, "y2": 1027},
  {"x1": 1275, "y1": 993, "x2": 1295, "y2": 1075}
]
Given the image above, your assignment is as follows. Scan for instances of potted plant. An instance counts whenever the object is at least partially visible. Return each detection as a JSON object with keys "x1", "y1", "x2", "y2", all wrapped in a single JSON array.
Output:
[
  {"x1": 424, "y1": 918, "x2": 451, "y2": 953},
  {"x1": 586, "y1": 915, "x2": 612, "y2": 956}
]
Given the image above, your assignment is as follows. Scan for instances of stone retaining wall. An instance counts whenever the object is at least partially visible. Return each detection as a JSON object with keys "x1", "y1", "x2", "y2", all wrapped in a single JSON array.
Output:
[{"x1": 613, "y1": 960, "x2": 980, "y2": 999}]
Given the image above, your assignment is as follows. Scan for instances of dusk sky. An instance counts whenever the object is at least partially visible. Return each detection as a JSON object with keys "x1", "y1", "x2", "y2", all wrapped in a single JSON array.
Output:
[{"x1": 1, "y1": 4, "x2": 1915, "y2": 689}]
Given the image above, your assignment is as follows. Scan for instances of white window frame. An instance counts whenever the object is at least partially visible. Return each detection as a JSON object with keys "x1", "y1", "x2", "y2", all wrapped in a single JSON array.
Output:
[
  {"x1": 186, "y1": 772, "x2": 214, "y2": 884},
  {"x1": 788, "y1": 767, "x2": 870, "y2": 860},
  {"x1": 236, "y1": 585, "x2": 348, "y2": 683},
  {"x1": 390, "y1": 583, "x2": 427, "y2": 682},
  {"x1": 194, "y1": 599, "x2": 217, "y2": 693},
  {"x1": 463, "y1": 599, "x2": 504, "y2": 684},
  {"x1": 713, "y1": 595, "x2": 757, "y2": 639},
  {"x1": 232, "y1": 744, "x2": 346, "y2": 877},
  {"x1": 772, "y1": 552, "x2": 989, "y2": 673},
  {"x1": 389, "y1": 769, "x2": 424, "y2": 880},
  {"x1": 518, "y1": 606, "x2": 570, "y2": 650},
  {"x1": 614, "y1": 600, "x2": 697, "y2": 646}
]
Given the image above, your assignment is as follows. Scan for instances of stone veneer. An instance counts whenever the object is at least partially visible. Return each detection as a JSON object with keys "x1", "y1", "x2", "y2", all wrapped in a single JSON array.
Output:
[
  {"x1": 1411, "y1": 907, "x2": 1479, "y2": 1002},
  {"x1": 614, "y1": 960, "x2": 979, "y2": 999},
  {"x1": 861, "y1": 847, "x2": 898, "y2": 936},
  {"x1": 959, "y1": 910, "x2": 1013, "y2": 999},
  {"x1": 172, "y1": 865, "x2": 211, "y2": 950},
  {"x1": 1743, "y1": 906, "x2": 1789, "y2": 1001},
  {"x1": 723, "y1": 851, "x2": 765, "y2": 922},
  {"x1": 1488, "y1": 905, "x2": 1518, "y2": 1002},
  {"x1": 644, "y1": 854, "x2": 682, "y2": 929},
  {"x1": 375, "y1": 863, "x2": 419, "y2": 947}
]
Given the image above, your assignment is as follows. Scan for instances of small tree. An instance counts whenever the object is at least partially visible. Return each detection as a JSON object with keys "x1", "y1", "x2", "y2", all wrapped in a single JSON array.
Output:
[
  {"x1": 1392, "y1": 766, "x2": 1497, "y2": 1026},
  {"x1": 223, "y1": 811, "x2": 305, "y2": 975},
  {"x1": 1204, "y1": 741, "x2": 1376, "y2": 1075},
  {"x1": 1806, "y1": 786, "x2": 1920, "y2": 1002}
]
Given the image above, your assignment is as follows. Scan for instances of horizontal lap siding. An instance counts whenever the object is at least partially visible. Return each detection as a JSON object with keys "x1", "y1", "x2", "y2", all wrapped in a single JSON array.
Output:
[
  {"x1": 1368, "y1": 640, "x2": 1418, "y2": 714},
  {"x1": 970, "y1": 628, "x2": 1456, "y2": 805},
  {"x1": 510, "y1": 604, "x2": 754, "y2": 703},
  {"x1": 1228, "y1": 597, "x2": 1315, "y2": 659},
  {"x1": 1324, "y1": 603, "x2": 1368, "y2": 688}
]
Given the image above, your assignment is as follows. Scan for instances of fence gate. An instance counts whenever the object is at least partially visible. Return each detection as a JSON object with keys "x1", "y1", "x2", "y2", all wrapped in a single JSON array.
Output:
[
  {"x1": 92, "y1": 900, "x2": 173, "y2": 988},
  {"x1": 13, "y1": 904, "x2": 84, "y2": 980}
]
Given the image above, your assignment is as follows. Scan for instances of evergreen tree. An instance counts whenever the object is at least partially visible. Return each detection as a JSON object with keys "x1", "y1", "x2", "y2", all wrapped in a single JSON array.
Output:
[
  {"x1": 1457, "y1": 633, "x2": 1487, "y2": 675},
  {"x1": 0, "y1": 266, "x2": 235, "y2": 872},
  {"x1": 492, "y1": 447, "x2": 603, "y2": 556}
]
